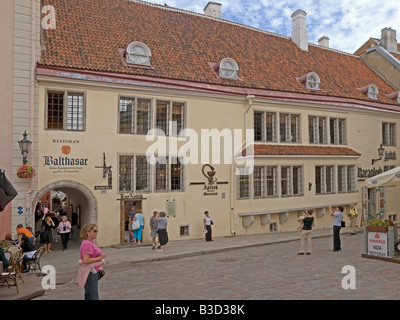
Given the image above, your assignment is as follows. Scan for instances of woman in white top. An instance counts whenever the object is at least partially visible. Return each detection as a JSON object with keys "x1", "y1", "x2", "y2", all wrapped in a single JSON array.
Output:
[
  {"x1": 58, "y1": 215, "x2": 72, "y2": 251},
  {"x1": 203, "y1": 211, "x2": 213, "y2": 242}
]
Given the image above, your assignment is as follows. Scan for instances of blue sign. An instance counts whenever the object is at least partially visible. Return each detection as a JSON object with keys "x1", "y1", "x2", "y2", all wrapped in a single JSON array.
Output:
[{"x1": 18, "y1": 206, "x2": 23, "y2": 215}]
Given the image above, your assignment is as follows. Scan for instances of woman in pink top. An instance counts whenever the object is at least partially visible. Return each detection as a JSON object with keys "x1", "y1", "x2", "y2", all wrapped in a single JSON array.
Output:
[{"x1": 77, "y1": 223, "x2": 106, "y2": 300}]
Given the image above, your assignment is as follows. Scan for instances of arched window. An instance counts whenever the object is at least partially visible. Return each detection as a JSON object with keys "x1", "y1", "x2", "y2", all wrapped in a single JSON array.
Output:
[
  {"x1": 126, "y1": 41, "x2": 151, "y2": 66},
  {"x1": 367, "y1": 84, "x2": 379, "y2": 100},
  {"x1": 219, "y1": 57, "x2": 239, "y2": 79},
  {"x1": 306, "y1": 72, "x2": 321, "y2": 90}
]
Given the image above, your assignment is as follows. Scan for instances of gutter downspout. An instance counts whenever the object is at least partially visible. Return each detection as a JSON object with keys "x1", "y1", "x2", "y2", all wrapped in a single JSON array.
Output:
[
  {"x1": 26, "y1": 0, "x2": 37, "y2": 227},
  {"x1": 230, "y1": 95, "x2": 256, "y2": 236}
]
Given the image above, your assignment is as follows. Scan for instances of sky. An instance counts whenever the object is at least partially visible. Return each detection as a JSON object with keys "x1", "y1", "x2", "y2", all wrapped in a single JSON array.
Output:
[{"x1": 148, "y1": 0, "x2": 400, "y2": 54}]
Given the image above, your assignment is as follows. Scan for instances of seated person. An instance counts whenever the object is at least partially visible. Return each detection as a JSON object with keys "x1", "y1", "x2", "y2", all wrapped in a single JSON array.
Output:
[
  {"x1": 18, "y1": 234, "x2": 36, "y2": 272},
  {"x1": 5, "y1": 232, "x2": 18, "y2": 245},
  {"x1": 0, "y1": 247, "x2": 10, "y2": 270},
  {"x1": 16, "y1": 224, "x2": 35, "y2": 245}
]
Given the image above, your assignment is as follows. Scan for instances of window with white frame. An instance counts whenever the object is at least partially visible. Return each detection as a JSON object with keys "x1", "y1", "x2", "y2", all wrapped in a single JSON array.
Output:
[
  {"x1": 156, "y1": 100, "x2": 185, "y2": 136},
  {"x1": 251, "y1": 165, "x2": 278, "y2": 198},
  {"x1": 280, "y1": 113, "x2": 300, "y2": 143},
  {"x1": 119, "y1": 155, "x2": 150, "y2": 192},
  {"x1": 292, "y1": 166, "x2": 303, "y2": 196},
  {"x1": 254, "y1": 111, "x2": 277, "y2": 142},
  {"x1": 155, "y1": 157, "x2": 184, "y2": 192},
  {"x1": 237, "y1": 174, "x2": 250, "y2": 199},
  {"x1": 126, "y1": 41, "x2": 152, "y2": 66},
  {"x1": 309, "y1": 116, "x2": 327, "y2": 144},
  {"x1": 119, "y1": 97, "x2": 151, "y2": 134},
  {"x1": 266, "y1": 166, "x2": 277, "y2": 197},
  {"x1": 281, "y1": 166, "x2": 303, "y2": 196},
  {"x1": 306, "y1": 72, "x2": 321, "y2": 90},
  {"x1": 219, "y1": 57, "x2": 239, "y2": 80},
  {"x1": 47, "y1": 91, "x2": 85, "y2": 131},
  {"x1": 368, "y1": 84, "x2": 379, "y2": 100},
  {"x1": 325, "y1": 166, "x2": 335, "y2": 193},
  {"x1": 253, "y1": 166, "x2": 265, "y2": 198},
  {"x1": 281, "y1": 166, "x2": 291, "y2": 196},
  {"x1": 346, "y1": 165, "x2": 356, "y2": 192},
  {"x1": 382, "y1": 122, "x2": 396, "y2": 147},
  {"x1": 315, "y1": 166, "x2": 325, "y2": 194},
  {"x1": 329, "y1": 117, "x2": 346, "y2": 145}
]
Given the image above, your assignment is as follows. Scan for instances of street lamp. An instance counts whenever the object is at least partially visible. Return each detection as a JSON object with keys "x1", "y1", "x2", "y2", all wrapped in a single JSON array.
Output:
[
  {"x1": 371, "y1": 143, "x2": 385, "y2": 165},
  {"x1": 18, "y1": 130, "x2": 32, "y2": 164}
]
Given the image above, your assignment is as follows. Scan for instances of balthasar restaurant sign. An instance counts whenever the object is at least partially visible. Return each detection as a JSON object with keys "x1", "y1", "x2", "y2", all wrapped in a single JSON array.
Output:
[{"x1": 43, "y1": 141, "x2": 88, "y2": 174}]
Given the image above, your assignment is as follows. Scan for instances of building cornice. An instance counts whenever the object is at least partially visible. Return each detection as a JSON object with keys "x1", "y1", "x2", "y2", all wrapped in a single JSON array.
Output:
[{"x1": 36, "y1": 65, "x2": 400, "y2": 115}]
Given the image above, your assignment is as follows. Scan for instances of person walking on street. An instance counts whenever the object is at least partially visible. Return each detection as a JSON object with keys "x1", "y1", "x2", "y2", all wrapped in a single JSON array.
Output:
[
  {"x1": 133, "y1": 211, "x2": 145, "y2": 245},
  {"x1": 329, "y1": 205, "x2": 343, "y2": 252},
  {"x1": 298, "y1": 210, "x2": 314, "y2": 255},
  {"x1": 347, "y1": 204, "x2": 358, "y2": 235},
  {"x1": 58, "y1": 215, "x2": 71, "y2": 251},
  {"x1": 203, "y1": 210, "x2": 213, "y2": 242},
  {"x1": 156, "y1": 211, "x2": 168, "y2": 252},
  {"x1": 149, "y1": 210, "x2": 159, "y2": 250},
  {"x1": 77, "y1": 224, "x2": 106, "y2": 300}
]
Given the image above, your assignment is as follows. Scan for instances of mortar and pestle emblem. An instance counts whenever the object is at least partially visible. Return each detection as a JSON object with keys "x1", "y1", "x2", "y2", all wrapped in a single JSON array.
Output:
[{"x1": 202, "y1": 164, "x2": 217, "y2": 184}]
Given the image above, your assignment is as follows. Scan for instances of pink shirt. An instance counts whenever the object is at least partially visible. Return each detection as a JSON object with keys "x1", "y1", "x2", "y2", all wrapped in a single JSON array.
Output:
[{"x1": 80, "y1": 239, "x2": 103, "y2": 271}]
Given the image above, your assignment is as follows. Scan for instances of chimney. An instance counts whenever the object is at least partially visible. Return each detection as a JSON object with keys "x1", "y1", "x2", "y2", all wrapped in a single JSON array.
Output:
[
  {"x1": 318, "y1": 36, "x2": 330, "y2": 48},
  {"x1": 381, "y1": 27, "x2": 398, "y2": 53},
  {"x1": 204, "y1": 2, "x2": 221, "y2": 19},
  {"x1": 291, "y1": 9, "x2": 308, "y2": 51}
]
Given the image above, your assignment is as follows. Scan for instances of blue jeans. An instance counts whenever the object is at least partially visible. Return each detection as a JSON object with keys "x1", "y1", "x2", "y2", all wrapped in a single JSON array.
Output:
[{"x1": 84, "y1": 272, "x2": 99, "y2": 300}]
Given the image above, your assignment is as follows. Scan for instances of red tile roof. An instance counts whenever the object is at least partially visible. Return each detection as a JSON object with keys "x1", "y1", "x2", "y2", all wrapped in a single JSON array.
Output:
[
  {"x1": 244, "y1": 144, "x2": 361, "y2": 157},
  {"x1": 39, "y1": 0, "x2": 398, "y2": 106}
]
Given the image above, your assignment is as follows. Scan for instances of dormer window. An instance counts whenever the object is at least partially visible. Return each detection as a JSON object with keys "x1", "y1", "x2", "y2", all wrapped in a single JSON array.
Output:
[
  {"x1": 386, "y1": 91, "x2": 400, "y2": 104},
  {"x1": 306, "y1": 72, "x2": 321, "y2": 90},
  {"x1": 126, "y1": 41, "x2": 151, "y2": 66},
  {"x1": 219, "y1": 57, "x2": 239, "y2": 79},
  {"x1": 367, "y1": 84, "x2": 379, "y2": 100},
  {"x1": 295, "y1": 72, "x2": 321, "y2": 91}
]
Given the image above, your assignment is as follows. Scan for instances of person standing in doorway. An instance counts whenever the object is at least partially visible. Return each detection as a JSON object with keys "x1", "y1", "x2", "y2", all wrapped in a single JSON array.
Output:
[
  {"x1": 347, "y1": 204, "x2": 358, "y2": 235},
  {"x1": 298, "y1": 210, "x2": 314, "y2": 255},
  {"x1": 71, "y1": 211, "x2": 80, "y2": 241},
  {"x1": 132, "y1": 210, "x2": 145, "y2": 245},
  {"x1": 58, "y1": 215, "x2": 71, "y2": 251},
  {"x1": 149, "y1": 210, "x2": 159, "y2": 250},
  {"x1": 41, "y1": 215, "x2": 55, "y2": 253},
  {"x1": 329, "y1": 205, "x2": 344, "y2": 252},
  {"x1": 203, "y1": 211, "x2": 213, "y2": 242}
]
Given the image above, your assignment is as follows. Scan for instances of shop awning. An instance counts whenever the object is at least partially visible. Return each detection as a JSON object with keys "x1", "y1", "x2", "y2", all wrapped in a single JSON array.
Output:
[
  {"x1": 0, "y1": 169, "x2": 18, "y2": 212},
  {"x1": 365, "y1": 166, "x2": 400, "y2": 188}
]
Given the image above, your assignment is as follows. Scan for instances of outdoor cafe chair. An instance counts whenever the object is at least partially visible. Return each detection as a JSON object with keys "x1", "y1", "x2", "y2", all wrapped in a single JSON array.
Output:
[
  {"x1": 0, "y1": 253, "x2": 23, "y2": 294},
  {"x1": 26, "y1": 246, "x2": 44, "y2": 273}
]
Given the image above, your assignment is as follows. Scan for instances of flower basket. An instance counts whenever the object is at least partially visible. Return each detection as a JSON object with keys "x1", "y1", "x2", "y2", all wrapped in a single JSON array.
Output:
[
  {"x1": 16, "y1": 163, "x2": 36, "y2": 179},
  {"x1": 366, "y1": 226, "x2": 389, "y2": 232}
]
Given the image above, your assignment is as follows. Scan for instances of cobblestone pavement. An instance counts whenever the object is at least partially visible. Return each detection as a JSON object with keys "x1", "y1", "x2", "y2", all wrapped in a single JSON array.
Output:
[{"x1": 37, "y1": 233, "x2": 400, "y2": 300}]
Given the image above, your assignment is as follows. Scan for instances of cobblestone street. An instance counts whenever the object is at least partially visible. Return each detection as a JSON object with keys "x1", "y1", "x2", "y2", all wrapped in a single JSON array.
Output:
[{"x1": 37, "y1": 233, "x2": 400, "y2": 300}]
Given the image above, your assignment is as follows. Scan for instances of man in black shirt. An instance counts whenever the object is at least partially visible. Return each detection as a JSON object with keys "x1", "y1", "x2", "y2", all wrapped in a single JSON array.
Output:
[{"x1": 298, "y1": 210, "x2": 314, "y2": 255}]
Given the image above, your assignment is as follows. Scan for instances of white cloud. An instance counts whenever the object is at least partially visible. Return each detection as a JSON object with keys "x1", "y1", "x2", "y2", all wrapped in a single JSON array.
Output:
[{"x1": 149, "y1": 0, "x2": 400, "y2": 53}]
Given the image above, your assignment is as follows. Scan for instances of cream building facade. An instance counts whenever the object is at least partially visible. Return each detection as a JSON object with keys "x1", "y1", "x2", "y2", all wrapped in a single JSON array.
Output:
[
  {"x1": 0, "y1": 0, "x2": 40, "y2": 239},
  {"x1": 3, "y1": 0, "x2": 400, "y2": 248}
]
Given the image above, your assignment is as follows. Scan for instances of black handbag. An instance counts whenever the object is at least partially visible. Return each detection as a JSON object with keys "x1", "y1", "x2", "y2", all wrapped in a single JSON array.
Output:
[{"x1": 341, "y1": 221, "x2": 345, "y2": 228}]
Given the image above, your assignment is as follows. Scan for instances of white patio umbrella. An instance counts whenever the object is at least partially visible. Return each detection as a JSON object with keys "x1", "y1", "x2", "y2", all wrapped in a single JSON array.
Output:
[{"x1": 365, "y1": 166, "x2": 400, "y2": 188}]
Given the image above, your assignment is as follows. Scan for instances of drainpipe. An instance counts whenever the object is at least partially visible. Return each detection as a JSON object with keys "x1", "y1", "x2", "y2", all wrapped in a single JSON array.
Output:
[
  {"x1": 229, "y1": 95, "x2": 256, "y2": 236},
  {"x1": 244, "y1": 95, "x2": 255, "y2": 142},
  {"x1": 26, "y1": 0, "x2": 37, "y2": 227}
]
